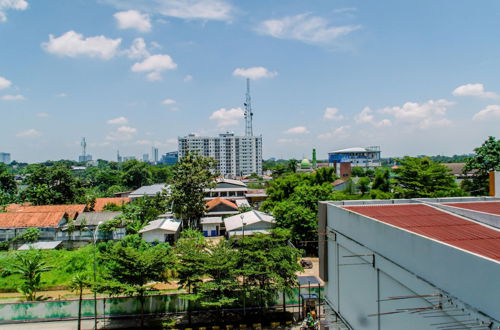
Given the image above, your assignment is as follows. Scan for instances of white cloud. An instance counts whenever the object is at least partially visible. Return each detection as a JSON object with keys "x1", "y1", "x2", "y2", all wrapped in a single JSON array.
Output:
[
  {"x1": 277, "y1": 138, "x2": 300, "y2": 144},
  {"x1": 162, "y1": 98, "x2": 176, "y2": 105},
  {"x1": 256, "y1": 13, "x2": 361, "y2": 45},
  {"x1": 107, "y1": 116, "x2": 129, "y2": 125},
  {"x1": 124, "y1": 38, "x2": 150, "y2": 59},
  {"x1": 89, "y1": 141, "x2": 111, "y2": 148},
  {"x1": 16, "y1": 129, "x2": 41, "y2": 138},
  {"x1": 379, "y1": 99, "x2": 453, "y2": 129},
  {"x1": 0, "y1": 0, "x2": 28, "y2": 22},
  {"x1": 103, "y1": 0, "x2": 234, "y2": 21},
  {"x1": 1, "y1": 94, "x2": 24, "y2": 101},
  {"x1": 233, "y1": 66, "x2": 277, "y2": 80},
  {"x1": 131, "y1": 54, "x2": 177, "y2": 81},
  {"x1": 114, "y1": 10, "x2": 152, "y2": 32},
  {"x1": 209, "y1": 107, "x2": 244, "y2": 127},
  {"x1": 355, "y1": 107, "x2": 374, "y2": 124},
  {"x1": 42, "y1": 30, "x2": 122, "y2": 60},
  {"x1": 136, "y1": 139, "x2": 152, "y2": 145},
  {"x1": 55, "y1": 92, "x2": 67, "y2": 98},
  {"x1": 106, "y1": 126, "x2": 137, "y2": 141},
  {"x1": 323, "y1": 107, "x2": 343, "y2": 120},
  {"x1": 0, "y1": 76, "x2": 12, "y2": 89},
  {"x1": 183, "y1": 74, "x2": 193, "y2": 82},
  {"x1": 452, "y1": 83, "x2": 499, "y2": 99},
  {"x1": 318, "y1": 125, "x2": 350, "y2": 140},
  {"x1": 284, "y1": 126, "x2": 309, "y2": 134},
  {"x1": 473, "y1": 105, "x2": 500, "y2": 121},
  {"x1": 36, "y1": 112, "x2": 49, "y2": 118}
]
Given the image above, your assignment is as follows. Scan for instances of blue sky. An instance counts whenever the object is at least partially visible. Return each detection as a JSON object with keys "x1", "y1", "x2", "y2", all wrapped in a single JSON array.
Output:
[{"x1": 1, "y1": 0, "x2": 500, "y2": 163}]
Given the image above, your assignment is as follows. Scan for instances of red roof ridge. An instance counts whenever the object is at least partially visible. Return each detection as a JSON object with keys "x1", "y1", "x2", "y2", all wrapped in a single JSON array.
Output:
[{"x1": 205, "y1": 197, "x2": 238, "y2": 211}]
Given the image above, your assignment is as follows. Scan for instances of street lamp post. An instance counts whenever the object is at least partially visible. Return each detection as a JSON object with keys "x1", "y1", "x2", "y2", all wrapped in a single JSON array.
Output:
[
  {"x1": 93, "y1": 221, "x2": 103, "y2": 330},
  {"x1": 240, "y1": 215, "x2": 247, "y2": 317}
]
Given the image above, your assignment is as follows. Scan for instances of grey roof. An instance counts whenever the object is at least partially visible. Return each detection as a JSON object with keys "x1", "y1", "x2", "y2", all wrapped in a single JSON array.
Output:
[
  {"x1": 129, "y1": 184, "x2": 170, "y2": 197},
  {"x1": 224, "y1": 210, "x2": 275, "y2": 231},
  {"x1": 216, "y1": 178, "x2": 247, "y2": 187},
  {"x1": 139, "y1": 218, "x2": 181, "y2": 233},
  {"x1": 75, "y1": 212, "x2": 122, "y2": 226},
  {"x1": 18, "y1": 241, "x2": 63, "y2": 250}
]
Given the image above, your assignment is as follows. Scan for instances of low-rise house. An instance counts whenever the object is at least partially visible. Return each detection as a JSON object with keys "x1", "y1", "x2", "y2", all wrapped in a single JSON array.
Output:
[
  {"x1": 205, "y1": 197, "x2": 239, "y2": 217},
  {"x1": 57, "y1": 211, "x2": 125, "y2": 241},
  {"x1": 200, "y1": 216, "x2": 224, "y2": 237},
  {"x1": 0, "y1": 212, "x2": 67, "y2": 241},
  {"x1": 139, "y1": 217, "x2": 181, "y2": 244},
  {"x1": 224, "y1": 210, "x2": 275, "y2": 238},
  {"x1": 204, "y1": 178, "x2": 247, "y2": 200},
  {"x1": 5, "y1": 204, "x2": 85, "y2": 220},
  {"x1": 245, "y1": 189, "x2": 268, "y2": 206}
]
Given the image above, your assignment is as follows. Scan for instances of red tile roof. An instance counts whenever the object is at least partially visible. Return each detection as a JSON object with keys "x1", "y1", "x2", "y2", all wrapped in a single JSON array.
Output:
[
  {"x1": 5, "y1": 204, "x2": 85, "y2": 220},
  {"x1": 443, "y1": 202, "x2": 500, "y2": 216},
  {"x1": 0, "y1": 212, "x2": 66, "y2": 228},
  {"x1": 93, "y1": 197, "x2": 131, "y2": 212},
  {"x1": 205, "y1": 197, "x2": 239, "y2": 211},
  {"x1": 342, "y1": 204, "x2": 500, "y2": 262}
]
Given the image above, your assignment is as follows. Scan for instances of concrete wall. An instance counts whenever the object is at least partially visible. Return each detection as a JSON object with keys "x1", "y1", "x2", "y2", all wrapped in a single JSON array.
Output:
[
  {"x1": 141, "y1": 229, "x2": 173, "y2": 243},
  {"x1": 324, "y1": 203, "x2": 500, "y2": 329}
]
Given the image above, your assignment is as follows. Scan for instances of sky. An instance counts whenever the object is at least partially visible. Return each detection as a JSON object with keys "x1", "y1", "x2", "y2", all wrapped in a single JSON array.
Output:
[{"x1": 1, "y1": 0, "x2": 500, "y2": 163}]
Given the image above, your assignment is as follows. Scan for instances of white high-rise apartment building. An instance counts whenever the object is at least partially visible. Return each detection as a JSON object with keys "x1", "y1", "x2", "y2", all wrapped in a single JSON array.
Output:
[
  {"x1": 0, "y1": 153, "x2": 11, "y2": 164},
  {"x1": 178, "y1": 133, "x2": 262, "y2": 177}
]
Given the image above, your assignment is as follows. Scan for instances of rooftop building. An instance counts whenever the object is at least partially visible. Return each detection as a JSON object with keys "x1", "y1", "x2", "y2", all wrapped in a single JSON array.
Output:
[
  {"x1": 328, "y1": 146, "x2": 381, "y2": 169},
  {"x1": 318, "y1": 197, "x2": 500, "y2": 329}
]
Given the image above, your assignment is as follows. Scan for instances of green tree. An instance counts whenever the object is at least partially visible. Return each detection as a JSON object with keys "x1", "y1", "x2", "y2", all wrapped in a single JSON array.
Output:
[
  {"x1": 393, "y1": 157, "x2": 463, "y2": 198},
  {"x1": 121, "y1": 160, "x2": 153, "y2": 190},
  {"x1": 10, "y1": 250, "x2": 52, "y2": 301},
  {"x1": 287, "y1": 159, "x2": 299, "y2": 173},
  {"x1": 69, "y1": 272, "x2": 91, "y2": 330},
  {"x1": 14, "y1": 228, "x2": 40, "y2": 243},
  {"x1": 463, "y1": 136, "x2": 500, "y2": 195},
  {"x1": 99, "y1": 235, "x2": 174, "y2": 329},
  {"x1": 169, "y1": 152, "x2": 217, "y2": 228},
  {"x1": 372, "y1": 168, "x2": 391, "y2": 192},
  {"x1": 310, "y1": 167, "x2": 337, "y2": 185},
  {"x1": 22, "y1": 164, "x2": 84, "y2": 205},
  {"x1": 175, "y1": 229, "x2": 207, "y2": 294},
  {"x1": 0, "y1": 164, "x2": 16, "y2": 195},
  {"x1": 191, "y1": 240, "x2": 239, "y2": 318},
  {"x1": 237, "y1": 229, "x2": 302, "y2": 310},
  {"x1": 119, "y1": 195, "x2": 168, "y2": 234},
  {"x1": 358, "y1": 177, "x2": 371, "y2": 196}
]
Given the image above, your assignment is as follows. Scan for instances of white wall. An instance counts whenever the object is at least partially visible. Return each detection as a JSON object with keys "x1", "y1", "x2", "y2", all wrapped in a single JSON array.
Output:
[
  {"x1": 324, "y1": 204, "x2": 500, "y2": 329},
  {"x1": 141, "y1": 229, "x2": 172, "y2": 243}
]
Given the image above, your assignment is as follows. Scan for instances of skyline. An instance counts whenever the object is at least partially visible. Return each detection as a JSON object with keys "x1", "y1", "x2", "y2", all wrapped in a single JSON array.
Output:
[{"x1": 1, "y1": 0, "x2": 500, "y2": 163}]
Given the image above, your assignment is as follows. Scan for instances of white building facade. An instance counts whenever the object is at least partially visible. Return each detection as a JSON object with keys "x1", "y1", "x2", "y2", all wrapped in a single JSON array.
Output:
[
  {"x1": 178, "y1": 133, "x2": 262, "y2": 177},
  {"x1": 328, "y1": 146, "x2": 381, "y2": 168}
]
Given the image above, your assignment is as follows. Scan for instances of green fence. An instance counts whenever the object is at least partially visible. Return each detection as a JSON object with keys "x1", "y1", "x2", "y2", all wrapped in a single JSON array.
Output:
[{"x1": 0, "y1": 286, "x2": 323, "y2": 323}]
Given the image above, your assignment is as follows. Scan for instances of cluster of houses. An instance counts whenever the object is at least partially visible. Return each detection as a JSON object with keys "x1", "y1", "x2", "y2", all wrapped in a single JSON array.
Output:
[{"x1": 0, "y1": 179, "x2": 273, "y2": 249}]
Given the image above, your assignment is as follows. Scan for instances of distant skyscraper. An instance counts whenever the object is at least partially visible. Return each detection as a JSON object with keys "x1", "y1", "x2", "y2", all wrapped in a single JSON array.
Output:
[
  {"x1": 143, "y1": 153, "x2": 150, "y2": 162},
  {"x1": 0, "y1": 153, "x2": 11, "y2": 164},
  {"x1": 152, "y1": 147, "x2": 159, "y2": 164},
  {"x1": 117, "y1": 150, "x2": 122, "y2": 163}
]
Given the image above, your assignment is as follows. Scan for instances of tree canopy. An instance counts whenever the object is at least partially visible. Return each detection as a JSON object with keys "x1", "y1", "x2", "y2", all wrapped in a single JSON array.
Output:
[{"x1": 463, "y1": 136, "x2": 500, "y2": 195}]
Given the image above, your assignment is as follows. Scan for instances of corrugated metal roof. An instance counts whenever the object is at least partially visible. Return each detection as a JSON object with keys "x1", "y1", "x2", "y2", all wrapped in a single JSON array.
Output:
[
  {"x1": 5, "y1": 204, "x2": 85, "y2": 220},
  {"x1": 0, "y1": 212, "x2": 66, "y2": 228},
  {"x1": 443, "y1": 202, "x2": 500, "y2": 216},
  {"x1": 139, "y1": 218, "x2": 181, "y2": 233},
  {"x1": 18, "y1": 241, "x2": 63, "y2": 250},
  {"x1": 224, "y1": 210, "x2": 275, "y2": 231},
  {"x1": 129, "y1": 184, "x2": 170, "y2": 197},
  {"x1": 93, "y1": 198, "x2": 130, "y2": 212},
  {"x1": 342, "y1": 204, "x2": 500, "y2": 262}
]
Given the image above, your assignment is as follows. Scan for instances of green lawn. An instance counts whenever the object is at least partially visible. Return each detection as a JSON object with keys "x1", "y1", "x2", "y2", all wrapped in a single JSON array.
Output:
[{"x1": 0, "y1": 245, "x2": 95, "y2": 292}]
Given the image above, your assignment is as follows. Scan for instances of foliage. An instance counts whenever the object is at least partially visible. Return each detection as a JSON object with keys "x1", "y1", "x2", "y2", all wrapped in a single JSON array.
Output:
[
  {"x1": 169, "y1": 152, "x2": 217, "y2": 228},
  {"x1": 175, "y1": 229, "x2": 207, "y2": 294},
  {"x1": 372, "y1": 168, "x2": 391, "y2": 192},
  {"x1": 393, "y1": 157, "x2": 464, "y2": 198},
  {"x1": 13, "y1": 228, "x2": 40, "y2": 243},
  {"x1": 121, "y1": 160, "x2": 153, "y2": 190},
  {"x1": 119, "y1": 195, "x2": 168, "y2": 234},
  {"x1": 310, "y1": 167, "x2": 338, "y2": 185},
  {"x1": 10, "y1": 249, "x2": 52, "y2": 301},
  {"x1": 22, "y1": 164, "x2": 85, "y2": 205},
  {"x1": 358, "y1": 177, "x2": 371, "y2": 196},
  {"x1": 463, "y1": 136, "x2": 500, "y2": 195},
  {"x1": 237, "y1": 229, "x2": 302, "y2": 308},
  {"x1": 0, "y1": 164, "x2": 17, "y2": 195}
]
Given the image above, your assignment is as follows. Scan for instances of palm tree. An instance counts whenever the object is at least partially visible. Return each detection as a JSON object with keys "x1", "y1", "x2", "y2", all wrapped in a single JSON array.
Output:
[
  {"x1": 11, "y1": 250, "x2": 52, "y2": 301},
  {"x1": 70, "y1": 273, "x2": 91, "y2": 330}
]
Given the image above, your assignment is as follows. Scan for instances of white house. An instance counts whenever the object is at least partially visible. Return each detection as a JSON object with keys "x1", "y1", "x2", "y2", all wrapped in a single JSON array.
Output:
[
  {"x1": 200, "y1": 216, "x2": 224, "y2": 237},
  {"x1": 224, "y1": 210, "x2": 275, "y2": 237},
  {"x1": 139, "y1": 218, "x2": 181, "y2": 244}
]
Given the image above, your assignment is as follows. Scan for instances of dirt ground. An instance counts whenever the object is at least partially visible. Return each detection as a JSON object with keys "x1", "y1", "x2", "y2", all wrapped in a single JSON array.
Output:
[{"x1": 297, "y1": 257, "x2": 323, "y2": 283}]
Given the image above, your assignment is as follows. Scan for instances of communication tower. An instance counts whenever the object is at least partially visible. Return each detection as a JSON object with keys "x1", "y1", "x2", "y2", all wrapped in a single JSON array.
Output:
[{"x1": 243, "y1": 78, "x2": 253, "y2": 136}]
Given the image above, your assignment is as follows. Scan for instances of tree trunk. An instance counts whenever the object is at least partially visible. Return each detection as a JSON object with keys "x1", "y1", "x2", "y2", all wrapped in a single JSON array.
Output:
[
  {"x1": 78, "y1": 288, "x2": 82, "y2": 330},
  {"x1": 282, "y1": 290, "x2": 286, "y2": 312}
]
